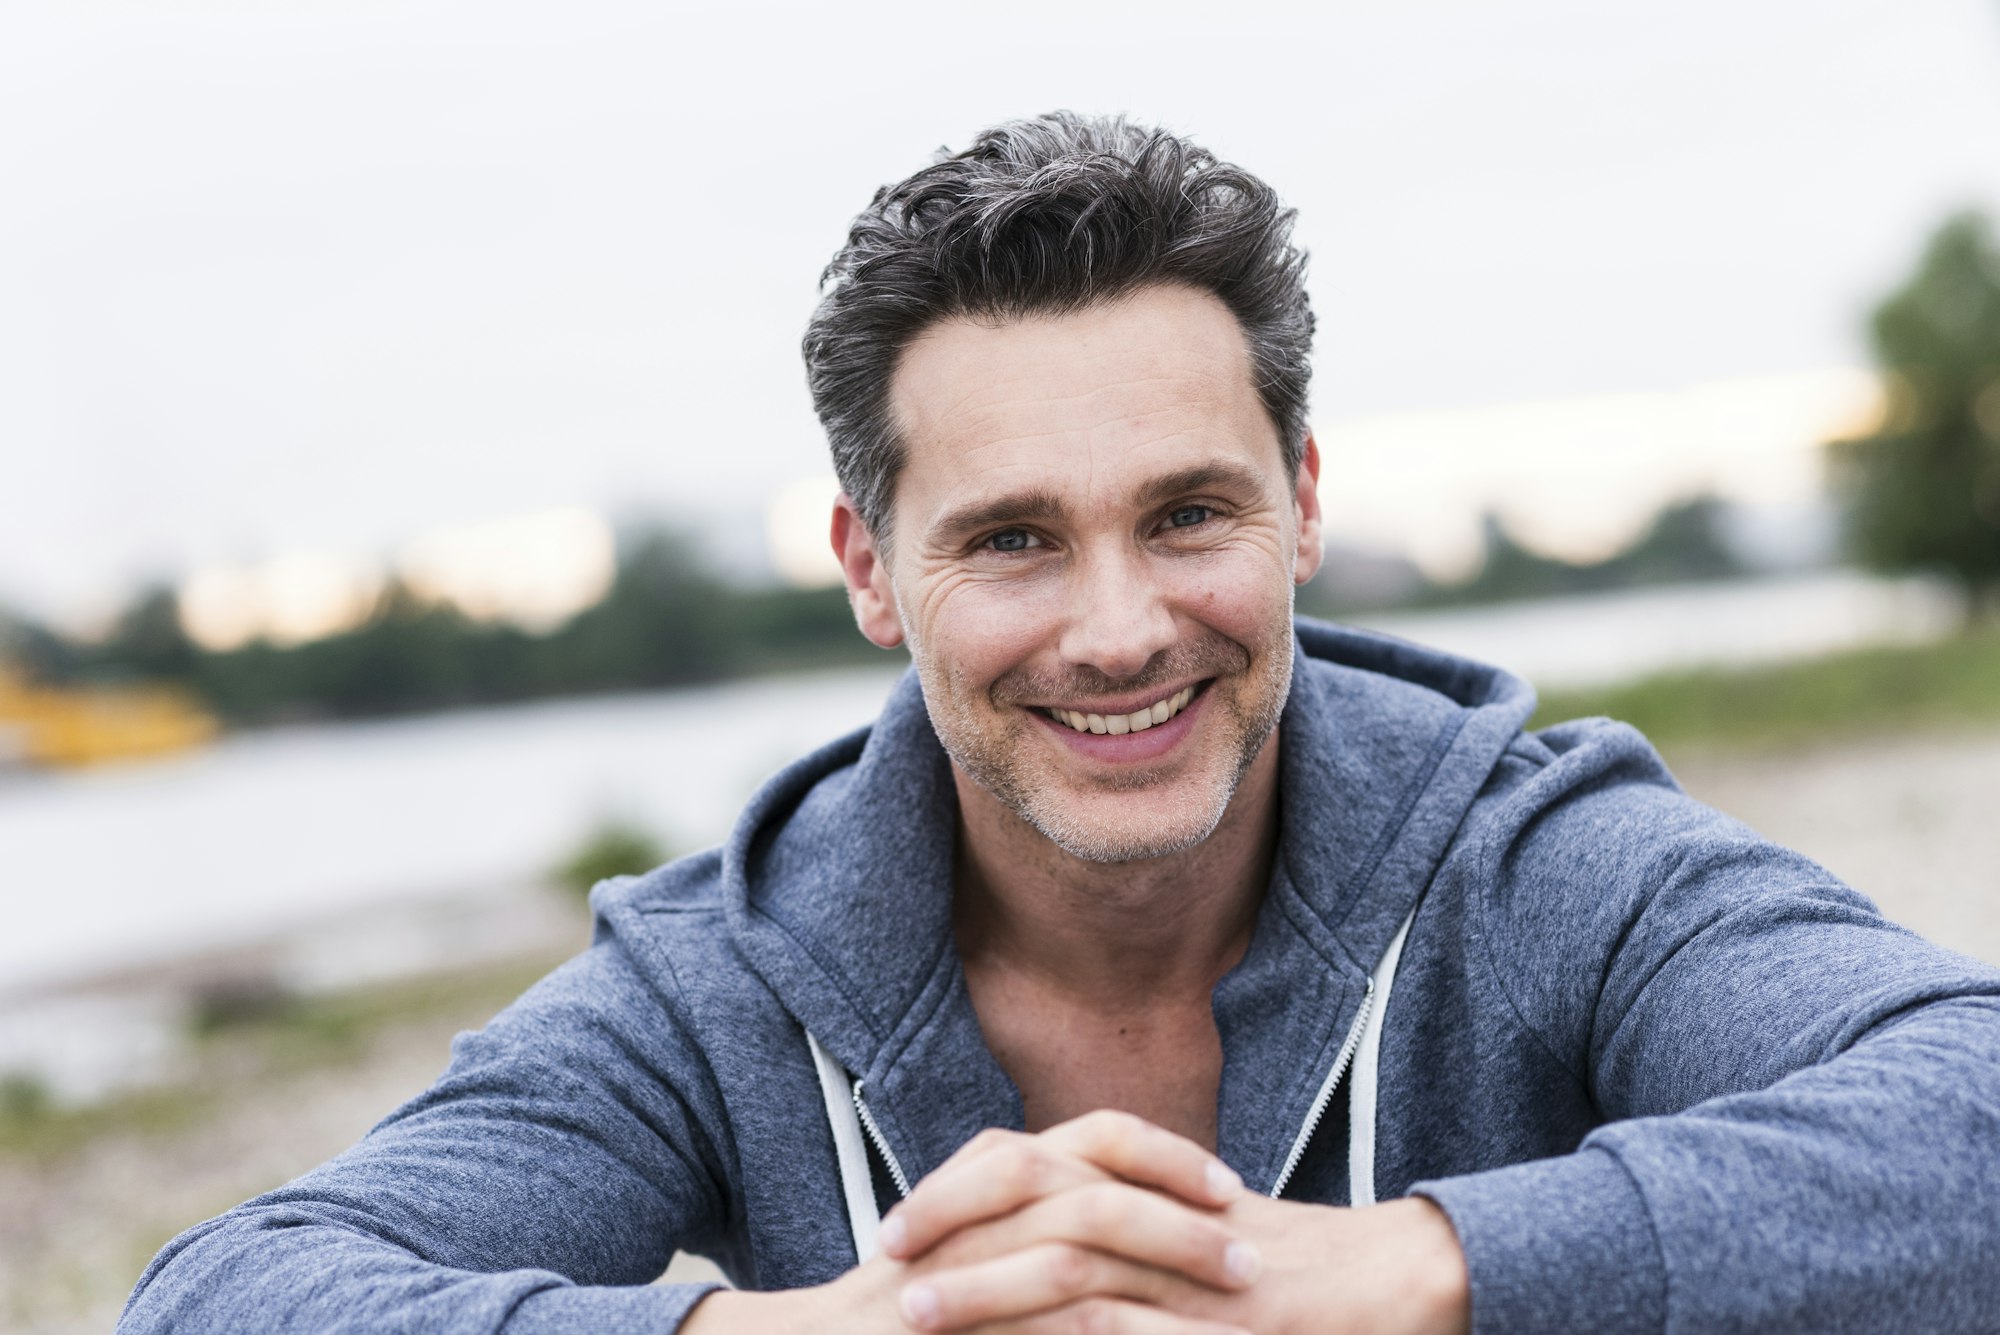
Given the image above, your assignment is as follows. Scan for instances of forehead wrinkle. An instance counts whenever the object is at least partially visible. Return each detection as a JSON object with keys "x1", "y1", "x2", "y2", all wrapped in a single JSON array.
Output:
[
  {"x1": 917, "y1": 390, "x2": 1238, "y2": 497},
  {"x1": 887, "y1": 287, "x2": 1279, "y2": 541},
  {"x1": 937, "y1": 370, "x2": 1237, "y2": 446},
  {"x1": 896, "y1": 309, "x2": 1247, "y2": 429}
]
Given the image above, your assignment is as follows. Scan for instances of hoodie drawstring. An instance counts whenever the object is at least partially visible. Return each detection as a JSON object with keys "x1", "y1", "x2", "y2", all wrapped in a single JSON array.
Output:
[
  {"x1": 1347, "y1": 908, "x2": 1413, "y2": 1207},
  {"x1": 807, "y1": 905, "x2": 1416, "y2": 1262},
  {"x1": 807, "y1": 1031, "x2": 884, "y2": 1262}
]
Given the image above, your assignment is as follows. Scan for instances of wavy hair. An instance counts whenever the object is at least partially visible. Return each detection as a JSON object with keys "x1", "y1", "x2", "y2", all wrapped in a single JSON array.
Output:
[{"x1": 802, "y1": 111, "x2": 1315, "y2": 542}]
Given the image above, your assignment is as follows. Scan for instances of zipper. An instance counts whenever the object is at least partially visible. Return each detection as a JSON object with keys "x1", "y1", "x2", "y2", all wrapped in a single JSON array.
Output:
[
  {"x1": 853, "y1": 1080, "x2": 912, "y2": 1199},
  {"x1": 1268, "y1": 977, "x2": 1375, "y2": 1198}
]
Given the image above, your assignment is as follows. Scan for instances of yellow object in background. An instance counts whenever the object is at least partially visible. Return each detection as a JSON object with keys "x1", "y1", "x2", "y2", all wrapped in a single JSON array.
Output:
[{"x1": 0, "y1": 668, "x2": 217, "y2": 768}]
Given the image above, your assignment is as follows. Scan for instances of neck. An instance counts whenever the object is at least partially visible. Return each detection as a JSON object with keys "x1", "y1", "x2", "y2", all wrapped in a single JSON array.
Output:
[{"x1": 951, "y1": 735, "x2": 1280, "y2": 1009}]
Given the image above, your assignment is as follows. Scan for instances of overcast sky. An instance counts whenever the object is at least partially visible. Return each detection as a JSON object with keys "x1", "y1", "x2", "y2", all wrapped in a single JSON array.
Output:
[{"x1": 5, "y1": 0, "x2": 1999, "y2": 624}]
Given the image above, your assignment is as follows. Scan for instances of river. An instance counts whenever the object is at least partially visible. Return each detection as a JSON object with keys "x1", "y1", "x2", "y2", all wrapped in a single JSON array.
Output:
[{"x1": 0, "y1": 569, "x2": 1961, "y2": 1006}]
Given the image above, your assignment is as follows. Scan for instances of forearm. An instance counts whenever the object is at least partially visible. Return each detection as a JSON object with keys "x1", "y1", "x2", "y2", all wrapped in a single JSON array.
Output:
[
  {"x1": 1419, "y1": 997, "x2": 2000, "y2": 1334},
  {"x1": 119, "y1": 1208, "x2": 721, "y2": 1335},
  {"x1": 679, "y1": 1279, "x2": 862, "y2": 1335}
]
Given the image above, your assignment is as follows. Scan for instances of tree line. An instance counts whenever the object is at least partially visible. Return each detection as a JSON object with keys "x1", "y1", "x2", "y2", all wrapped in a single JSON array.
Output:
[
  {"x1": 7, "y1": 209, "x2": 1996, "y2": 727},
  {"x1": 2, "y1": 532, "x2": 884, "y2": 727}
]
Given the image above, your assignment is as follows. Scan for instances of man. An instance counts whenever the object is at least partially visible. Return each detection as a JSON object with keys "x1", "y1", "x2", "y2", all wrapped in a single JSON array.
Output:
[{"x1": 123, "y1": 113, "x2": 2000, "y2": 1334}]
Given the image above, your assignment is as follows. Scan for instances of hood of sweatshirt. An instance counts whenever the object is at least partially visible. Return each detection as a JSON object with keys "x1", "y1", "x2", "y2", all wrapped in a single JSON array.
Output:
[{"x1": 719, "y1": 617, "x2": 1538, "y2": 1194}]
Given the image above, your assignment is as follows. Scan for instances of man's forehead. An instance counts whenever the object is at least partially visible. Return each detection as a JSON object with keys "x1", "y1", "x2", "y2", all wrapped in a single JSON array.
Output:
[
  {"x1": 885, "y1": 285, "x2": 1280, "y2": 533},
  {"x1": 890, "y1": 285, "x2": 1261, "y2": 436}
]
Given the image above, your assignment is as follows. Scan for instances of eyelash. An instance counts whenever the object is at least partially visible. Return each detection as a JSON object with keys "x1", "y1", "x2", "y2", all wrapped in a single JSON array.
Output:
[
  {"x1": 983, "y1": 528, "x2": 1044, "y2": 554},
  {"x1": 977, "y1": 504, "x2": 1223, "y2": 555}
]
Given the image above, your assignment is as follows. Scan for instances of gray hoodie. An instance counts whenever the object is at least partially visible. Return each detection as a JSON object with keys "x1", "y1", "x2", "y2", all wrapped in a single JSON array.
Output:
[{"x1": 120, "y1": 619, "x2": 2000, "y2": 1333}]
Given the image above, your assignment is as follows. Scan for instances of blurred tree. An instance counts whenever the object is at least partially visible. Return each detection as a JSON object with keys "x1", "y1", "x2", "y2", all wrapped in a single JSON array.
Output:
[
  {"x1": 1432, "y1": 495, "x2": 1744, "y2": 607},
  {"x1": 1828, "y1": 210, "x2": 2000, "y2": 622},
  {"x1": 0, "y1": 607, "x2": 78, "y2": 682},
  {"x1": 560, "y1": 529, "x2": 741, "y2": 688},
  {"x1": 1597, "y1": 494, "x2": 1744, "y2": 585},
  {"x1": 93, "y1": 584, "x2": 200, "y2": 682},
  {"x1": 14, "y1": 523, "x2": 888, "y2": 725}
]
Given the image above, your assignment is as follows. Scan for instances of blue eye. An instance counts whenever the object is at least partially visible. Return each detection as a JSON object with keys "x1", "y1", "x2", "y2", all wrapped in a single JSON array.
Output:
[
  {"x1": 988, "y1": 528, "x2": 1035, "y2": 552},
  {"x1": 1168, "y1": 505, "x2": 1213, "y2": 528}
]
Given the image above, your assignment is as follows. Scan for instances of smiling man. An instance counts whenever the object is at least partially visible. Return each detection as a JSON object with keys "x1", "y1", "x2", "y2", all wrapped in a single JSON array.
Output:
[
  {"x1": 858, "y1": 286, "x2": 1303, "y2": 866},
  {"x1": 123, "y1": 114, "x2": 2000, "y2": 1335}
]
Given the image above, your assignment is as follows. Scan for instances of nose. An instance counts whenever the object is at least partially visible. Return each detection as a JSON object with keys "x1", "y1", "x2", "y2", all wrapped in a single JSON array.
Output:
[{"x1": 1055, "y1": 542, "x2": 1178, "y2": 681}]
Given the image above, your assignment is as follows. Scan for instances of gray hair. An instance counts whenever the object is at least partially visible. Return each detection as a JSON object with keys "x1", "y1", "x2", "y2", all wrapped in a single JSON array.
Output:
[{"x1": 802, "y1": 111, "x2": 1315, "y2": 543}]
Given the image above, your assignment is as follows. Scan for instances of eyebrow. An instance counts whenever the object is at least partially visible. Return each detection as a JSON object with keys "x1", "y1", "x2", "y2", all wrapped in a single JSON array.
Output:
[
  {"x1": 923, "y1": 459, "x2": 1268, "y2": 549},
  {"x1": 1131, "y1": 461, "x2": 1266, "y2": 510},
  {"x1": 925, "y1": 488, "x2": 1070, "y2": 548}
]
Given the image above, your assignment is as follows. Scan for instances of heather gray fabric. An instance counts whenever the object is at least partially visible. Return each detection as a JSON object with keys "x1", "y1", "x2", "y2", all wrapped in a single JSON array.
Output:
[{"x1": 120, "y1": 619, "x2": 2000, "y2": 1333}]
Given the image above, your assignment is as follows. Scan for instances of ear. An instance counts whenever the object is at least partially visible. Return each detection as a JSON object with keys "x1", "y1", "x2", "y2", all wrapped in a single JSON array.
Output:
[
  {"x1": 830, "y1": 494, "x2": 906, "y2": 649},
  {"x1": 1291, "y1": 433, "x2": 1325, "y2": 585}
]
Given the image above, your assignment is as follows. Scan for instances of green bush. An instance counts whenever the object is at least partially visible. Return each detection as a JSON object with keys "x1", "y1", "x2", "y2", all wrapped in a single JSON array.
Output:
[
  {"x1": 0, "y1": 1072, "x2": 51, "y2": 1126},
  {"x1": 551, "y1": 821, "x2": 669, "y2": 900}
]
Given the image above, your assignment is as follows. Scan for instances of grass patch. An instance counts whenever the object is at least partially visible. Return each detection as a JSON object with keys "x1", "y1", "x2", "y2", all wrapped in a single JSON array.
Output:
[
  {"x1": 1531, "y1": 626, "x2": 2000, "y2": 751},
  {"x1": 203, "y1": 953, "x2": 567, "y2": 1073},
  {"x1": 0, "y1": 1078, "x2": 215, "y2": 1163}
]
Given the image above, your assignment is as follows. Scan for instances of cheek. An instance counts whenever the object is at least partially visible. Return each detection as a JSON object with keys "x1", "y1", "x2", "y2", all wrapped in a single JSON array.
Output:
[
  {"x1": 1167, "y1": 549, "x2": 1293, "y2": 637},
  {"x1": 913, "y1": 572, "x2": 1064, "y2": 673}
]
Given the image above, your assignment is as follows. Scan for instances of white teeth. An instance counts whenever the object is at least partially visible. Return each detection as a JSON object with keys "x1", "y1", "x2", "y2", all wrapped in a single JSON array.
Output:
[{"x1": 1049, "y1": 684, "x2": 1201, "y2": 737}]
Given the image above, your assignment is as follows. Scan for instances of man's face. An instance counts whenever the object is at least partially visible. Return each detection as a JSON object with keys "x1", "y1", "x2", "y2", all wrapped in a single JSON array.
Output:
[{"x1": 836, "y1": 283, "x2": 1323, "y2": 863}]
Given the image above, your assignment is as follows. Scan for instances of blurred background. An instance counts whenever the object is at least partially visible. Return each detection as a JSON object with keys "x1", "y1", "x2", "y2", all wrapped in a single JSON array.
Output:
[{"x1": 4, "y1": 1, "x2": 1999, "y2": 1329}]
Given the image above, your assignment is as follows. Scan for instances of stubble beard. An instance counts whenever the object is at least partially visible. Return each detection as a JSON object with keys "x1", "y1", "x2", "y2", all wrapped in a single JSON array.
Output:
[{"x1": 913, "y1": 624, "x2": 1296, "y2": 865}]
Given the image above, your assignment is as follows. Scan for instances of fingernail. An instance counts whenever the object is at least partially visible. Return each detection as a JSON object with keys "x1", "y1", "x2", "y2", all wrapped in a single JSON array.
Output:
[
  {"x1": 1224, "y1": 1240, "x2": 1261, "y2": 1285},
  {"x1": 878, "y1": 1213, "x2": 907, "y2": 1256},
  {"x1": 900, "y1": 1282, "x2": 941, "y2": 1329},
  {"x1": 1206, "y1": 1160, "x2": 1243, "y2": 1201}
]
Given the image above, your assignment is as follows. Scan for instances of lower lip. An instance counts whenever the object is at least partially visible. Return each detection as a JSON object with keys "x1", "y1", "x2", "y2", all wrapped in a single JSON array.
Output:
[{"x1": 1031, "y1": 684, "x2": 1212, "y2": 763}]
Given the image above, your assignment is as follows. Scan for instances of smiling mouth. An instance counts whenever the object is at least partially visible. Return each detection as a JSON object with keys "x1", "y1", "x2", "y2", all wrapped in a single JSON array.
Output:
[{"x1": 1041, "y1": 682, "x2": 1203, "y2": 735}]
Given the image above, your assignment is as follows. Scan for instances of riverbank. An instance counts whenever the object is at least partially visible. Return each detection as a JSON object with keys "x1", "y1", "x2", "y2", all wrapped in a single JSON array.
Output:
[
  {"x1": 1536, "y1": 620, "x2": 2000, "y2": 751},
  {"x1": 1671, "y1": 728, "x2": 2000, "y2": 965},
  {"x1": 1, "y1": 948, "x2": 580, "y2": 1334}
]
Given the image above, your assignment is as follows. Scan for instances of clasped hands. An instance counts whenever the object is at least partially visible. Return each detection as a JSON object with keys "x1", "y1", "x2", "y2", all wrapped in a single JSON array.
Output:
[{"x1": 691, "y1": 1109, "x2": 1469, "y2": 1335}]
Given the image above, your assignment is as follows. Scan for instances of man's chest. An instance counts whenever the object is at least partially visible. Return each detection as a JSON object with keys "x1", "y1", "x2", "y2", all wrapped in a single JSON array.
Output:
[{"x1": 971, "y1": 987, "x2": 1227, "y2": 1152}]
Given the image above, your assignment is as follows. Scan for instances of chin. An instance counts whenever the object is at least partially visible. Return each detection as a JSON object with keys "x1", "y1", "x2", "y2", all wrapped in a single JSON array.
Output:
[
  {"x1": 971, "y1": 703, "x2": 1275, "y2": 864},
  {"x1": 1018, "y1": 786, "x2": 1237, "y2": 864}
]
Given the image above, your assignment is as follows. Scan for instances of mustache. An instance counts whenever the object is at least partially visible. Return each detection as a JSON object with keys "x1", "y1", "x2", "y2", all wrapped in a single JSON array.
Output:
[{"x1": 992, "y1": 636, "x2": 1250, "y2": 707}]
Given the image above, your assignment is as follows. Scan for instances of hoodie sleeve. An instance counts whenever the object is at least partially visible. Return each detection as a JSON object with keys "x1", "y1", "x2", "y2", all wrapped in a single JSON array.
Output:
[
  {"x1": 116, "y1": 939, "x2": 732, "y2": 1335},
  {"x1": 1413, "y1": 719, "x2": 2000, "y2": 1335}
]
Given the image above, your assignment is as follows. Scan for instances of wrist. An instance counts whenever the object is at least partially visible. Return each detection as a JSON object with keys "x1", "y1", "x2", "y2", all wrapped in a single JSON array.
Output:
[
  {"x1": 1390, "y1": 1197, "x2": 1471, "y2": 1335},
  {"x1": 679, "y1": 1281, "x2": 836, "y2": 1335}
]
